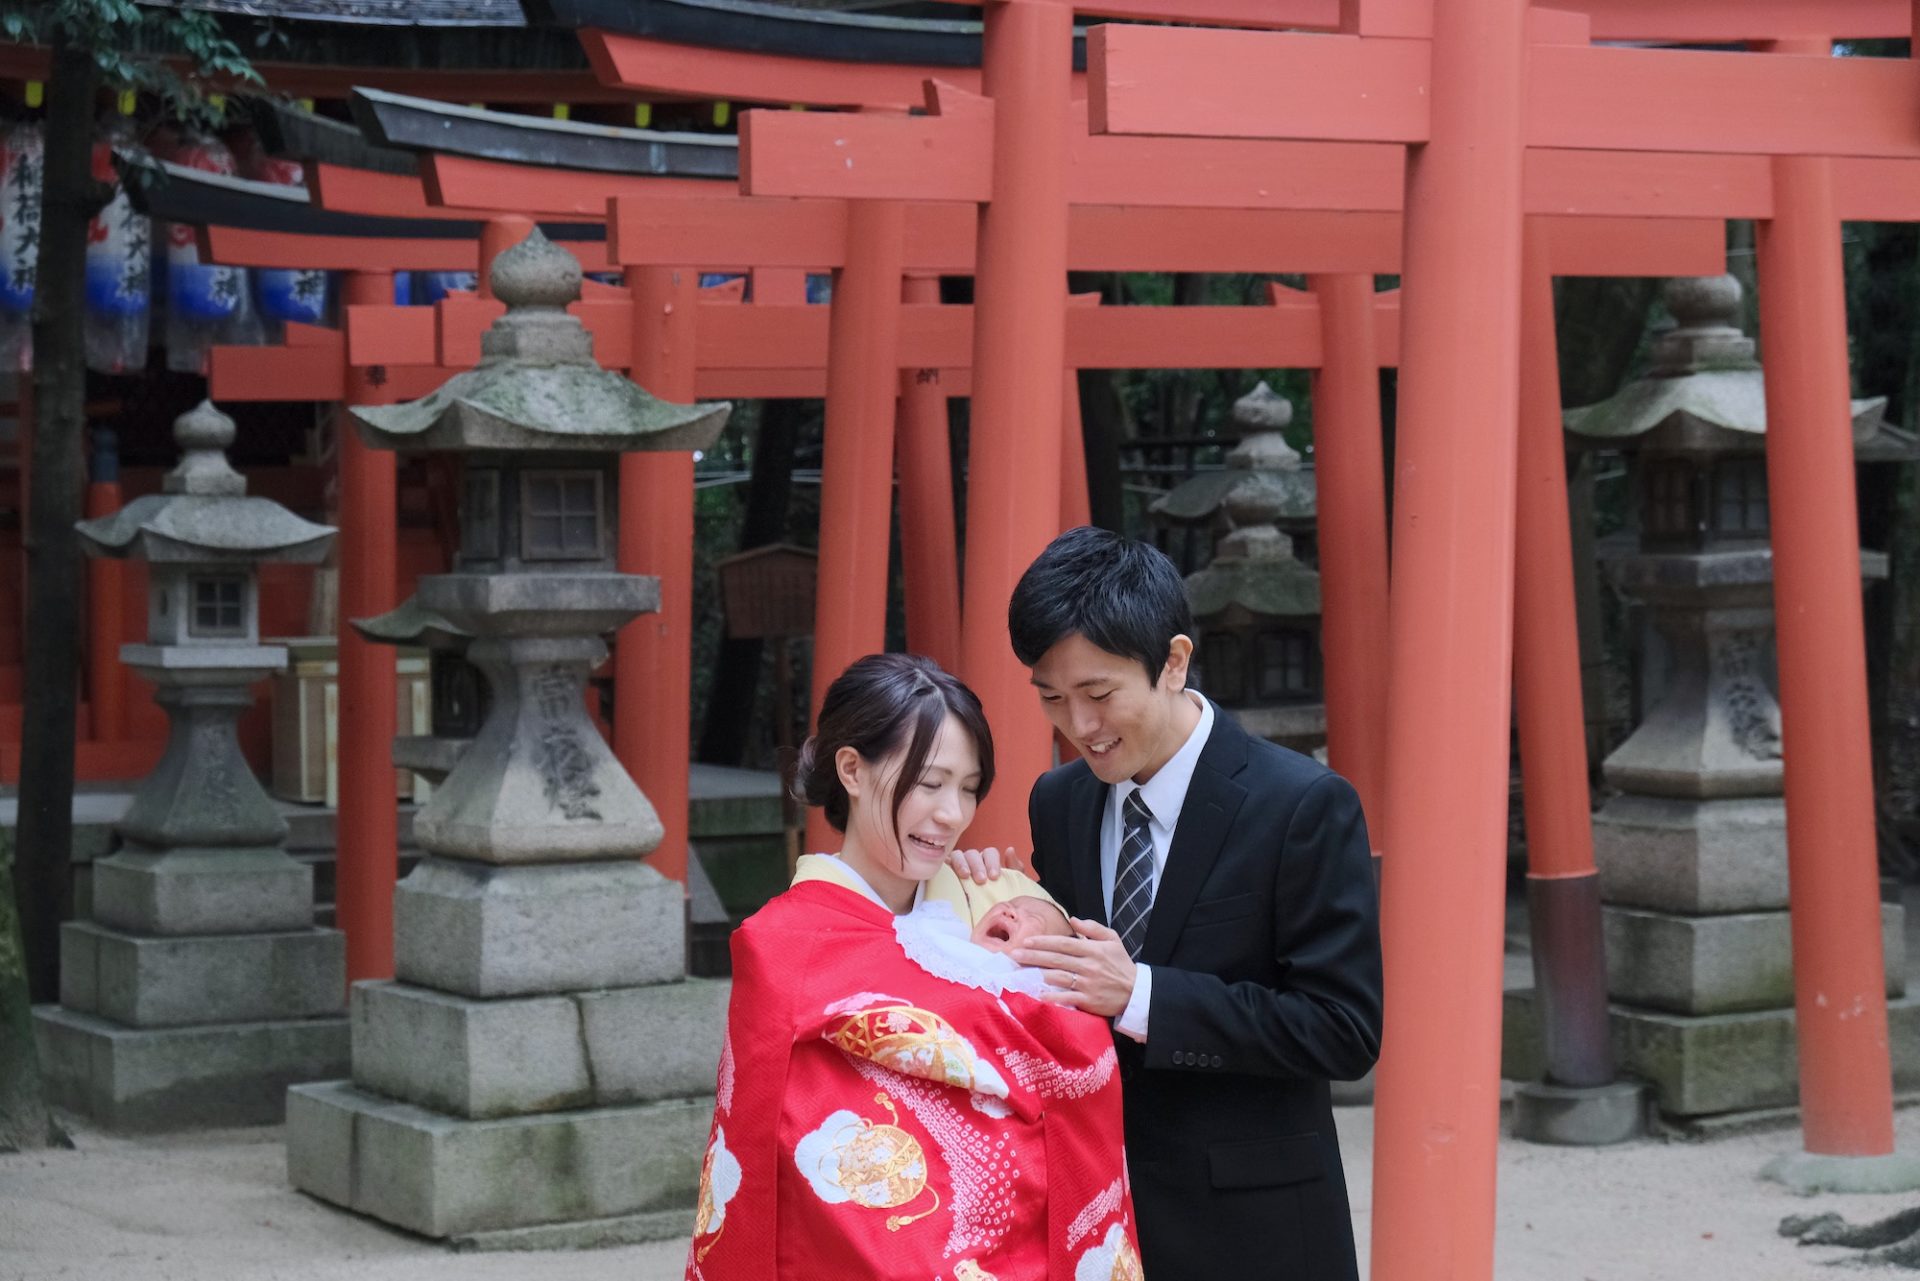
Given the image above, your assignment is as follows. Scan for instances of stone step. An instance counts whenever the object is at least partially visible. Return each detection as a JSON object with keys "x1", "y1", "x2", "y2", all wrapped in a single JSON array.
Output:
[
  {"x1": 286, "y1": 1079, "x2": 710, "y2": 1240},
  {"x1": 350, "y1": 977, "x2": 728, "y2": 1120},
  {"x1": 32, "y1": 1004, "x2": 348, "y2": 1131},
  {"x1": 59, "y1": 920, "x2": 345, "y2": 1028}
]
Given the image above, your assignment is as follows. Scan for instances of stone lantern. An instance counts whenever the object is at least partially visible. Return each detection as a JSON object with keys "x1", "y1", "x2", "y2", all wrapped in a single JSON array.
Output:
[
  {"x1": 285, "y1": 227, "x2": 733, "y2": 1247},
  {"x1": 1542, "y1": 274, "x2": 1914, "y2": 1121},
  {"x1": 1154, "y1": 382, "x2": 1325, "y2": 751},
  {"x1": 33, "y1": 400, "x2": 345, "y2": 1129}
]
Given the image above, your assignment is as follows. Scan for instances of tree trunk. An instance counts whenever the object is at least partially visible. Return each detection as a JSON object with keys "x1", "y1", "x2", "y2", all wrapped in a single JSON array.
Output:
[
  {"x1": 5, "y1": 30, "x2": 96, "y2": 1149},
  {"x1": 1068, "y1": 272, "x2": 1127, "y2": 532},
  {"x1": 0, "y1": 832, "x2": 55, "y2": 1151},
  {"x1": 697, "y1": 398, "x2": 806, "y2": 765}
]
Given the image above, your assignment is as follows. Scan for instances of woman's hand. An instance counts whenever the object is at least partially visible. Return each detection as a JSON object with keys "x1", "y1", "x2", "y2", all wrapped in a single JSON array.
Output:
[
  {"x1": 948, "y1": 846, "x2": 1013, "y2": 884},
  {"x1": 1014, "y1": 918, "x2": 1136, "y2": 1018}
]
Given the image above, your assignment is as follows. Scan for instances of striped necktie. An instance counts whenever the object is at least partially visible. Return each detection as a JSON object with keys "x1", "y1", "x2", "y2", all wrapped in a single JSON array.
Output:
[{"x1": 1112, "y1": 789, "x2": 1156, "y2": 959}]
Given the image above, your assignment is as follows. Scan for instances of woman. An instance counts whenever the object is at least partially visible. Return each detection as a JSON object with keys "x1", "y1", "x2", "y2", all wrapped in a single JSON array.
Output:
[{"x1": 689, "y1": 653, "x2": 1142, "y2": 1281}]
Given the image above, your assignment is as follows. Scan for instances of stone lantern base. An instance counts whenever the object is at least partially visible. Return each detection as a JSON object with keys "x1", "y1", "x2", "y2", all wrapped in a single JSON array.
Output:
[
  {"x1": 1504, "y1": 791, "x2": 1919, "y2": 1120},
  {"x1": 31, "y1": 846, "x2": 348, "y2": 1130},
  {"x1": 284, "y1": 856, "x2": 729, "y2": 1245}
]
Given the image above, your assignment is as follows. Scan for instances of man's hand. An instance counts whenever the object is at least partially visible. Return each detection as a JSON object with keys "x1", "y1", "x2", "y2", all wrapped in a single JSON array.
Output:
[
  {"x1": 1013, "y1": 918, "x2": 1136, "y2": 1018},
  {"x1": 948, "y1": 846, "x2": 1011, "y2": 884}
]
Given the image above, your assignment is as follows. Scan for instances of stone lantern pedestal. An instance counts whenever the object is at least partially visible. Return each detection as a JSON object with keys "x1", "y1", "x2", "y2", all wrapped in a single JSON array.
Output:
[
  {"x1": 285, "y1": 227, "x2": 733, "y2": 1246},
  {"x1": 32, "y1": 402, "x2": 345, "y2": 1129}
]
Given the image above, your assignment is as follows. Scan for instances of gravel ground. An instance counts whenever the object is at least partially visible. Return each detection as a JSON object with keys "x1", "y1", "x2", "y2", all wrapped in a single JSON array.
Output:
[{"x1": 6, "y1": 1103, "x2": 1920, "y2": 1279}]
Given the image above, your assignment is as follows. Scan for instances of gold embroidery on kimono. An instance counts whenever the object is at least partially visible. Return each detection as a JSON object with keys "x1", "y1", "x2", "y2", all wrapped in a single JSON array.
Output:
[
  {"x1": 826, "y1": 1003, "x2": 1006, "y2": 1095},
  {"x1": 795, "y1": 1093, "x2": 941, "y2": 1231}
]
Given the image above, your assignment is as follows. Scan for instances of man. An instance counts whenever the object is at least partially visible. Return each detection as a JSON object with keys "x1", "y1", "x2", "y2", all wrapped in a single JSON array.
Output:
[{"x1": 956, "y1": 526, "x2": 1382, "y2": 1281}]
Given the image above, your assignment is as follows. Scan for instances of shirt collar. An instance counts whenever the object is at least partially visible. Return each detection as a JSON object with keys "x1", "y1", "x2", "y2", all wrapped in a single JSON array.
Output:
[{"x1": 1117, "y1": 691, "x2": 1213, "y2": 831}]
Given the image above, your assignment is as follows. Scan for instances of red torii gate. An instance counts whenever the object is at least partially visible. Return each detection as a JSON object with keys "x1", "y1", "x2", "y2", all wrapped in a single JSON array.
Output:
[
  {"x1": 214, "y1": 130, "x2": 1711, "y2": 954},
  {"x1": 1077, "y1": 4, "x2": 1920, "y2": 1276}
]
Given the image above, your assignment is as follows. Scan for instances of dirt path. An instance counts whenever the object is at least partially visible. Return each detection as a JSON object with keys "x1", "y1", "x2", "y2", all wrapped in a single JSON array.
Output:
[{"x1": 6, "y1": 1104, "x2": 1920, "y2": 1279}]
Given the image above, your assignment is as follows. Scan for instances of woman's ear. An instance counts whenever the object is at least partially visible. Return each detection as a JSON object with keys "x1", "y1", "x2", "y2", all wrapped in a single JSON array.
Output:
[
  {"x1": 834, "y1": 745, "x2": 864, "y2": 802},
  {"x1": 1162, "y1": 634, "x2": 1195, "y2": 692}
]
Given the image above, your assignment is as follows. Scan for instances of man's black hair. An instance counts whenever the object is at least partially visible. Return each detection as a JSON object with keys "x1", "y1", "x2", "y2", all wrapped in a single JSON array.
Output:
[{"x1": 1008, "y1": 526, "x2": 1193, "y2": 685}]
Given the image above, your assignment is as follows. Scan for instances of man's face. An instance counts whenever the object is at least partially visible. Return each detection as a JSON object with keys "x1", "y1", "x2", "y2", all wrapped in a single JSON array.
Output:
[
  {"x1": 1028, "y1": 631, "x2": 1194, "y2": 786},
  {"x1": 970, "y1": 896, "x2": 1072, "y2": 954}
]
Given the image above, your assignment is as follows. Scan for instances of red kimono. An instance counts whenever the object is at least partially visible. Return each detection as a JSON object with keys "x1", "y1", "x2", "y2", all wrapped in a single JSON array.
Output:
[{"x1": 689, "y1": 879, "x2": 1142, "y2": 1281}]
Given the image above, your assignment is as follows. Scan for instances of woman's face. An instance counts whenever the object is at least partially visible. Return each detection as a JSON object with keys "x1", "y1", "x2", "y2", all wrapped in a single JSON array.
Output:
[{"x1": 845, "y1": 711, "x2": 983, "y2": 883}]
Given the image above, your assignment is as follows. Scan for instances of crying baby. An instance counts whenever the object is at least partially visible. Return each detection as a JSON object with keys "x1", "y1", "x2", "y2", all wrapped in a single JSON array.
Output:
[{"x1": 892, "y1": 893, "x2": 1078, "y2": 999}]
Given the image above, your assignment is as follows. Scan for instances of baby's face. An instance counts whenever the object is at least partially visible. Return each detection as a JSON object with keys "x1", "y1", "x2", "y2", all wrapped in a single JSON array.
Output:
[{"x1": 970, "y1": 896, "x2": 1072, "y2": 954}]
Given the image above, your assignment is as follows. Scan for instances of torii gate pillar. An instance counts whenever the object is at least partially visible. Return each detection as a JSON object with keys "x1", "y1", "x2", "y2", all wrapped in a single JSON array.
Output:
[
  {"x1": 621, "y1": 267, "x2": 700, "y2": 888},
  {"x1": 1755, "y1": 47, "x2": 1918, "y2": 1187},
  {"x1": 806, "y1": 198, "x2": 908, "y2": 855},
  {"x1": 336, "y1": 270, "x2": 401, "y2": 983},
  {"x1": 959, "y1": 0, "x2": 1074, "y2": 848},
  {"x1": 1370, "y1": 0, "x2": 1527, "y2": 1276}
]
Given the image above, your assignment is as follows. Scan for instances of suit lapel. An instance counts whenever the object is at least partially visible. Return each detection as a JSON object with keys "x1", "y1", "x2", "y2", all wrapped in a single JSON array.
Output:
[
  {"x1": 1140, "y1": 704, "x2": 1250, "y2": 966},
  {"x1": 1066, "y1": 768, "x2": 1109, "y2": 927}
]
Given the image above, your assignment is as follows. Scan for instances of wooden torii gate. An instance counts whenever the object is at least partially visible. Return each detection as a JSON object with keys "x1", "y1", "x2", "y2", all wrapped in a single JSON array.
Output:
[
  {"x1": 1075, "y1": 4, "x2": 1920, "y2": 1276},
  {"x1": 189, "y1": 101, "x2": 1713, "y2": 1008}
]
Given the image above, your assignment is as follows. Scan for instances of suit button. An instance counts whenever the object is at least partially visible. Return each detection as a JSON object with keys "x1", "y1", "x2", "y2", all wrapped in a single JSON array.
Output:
[
  {"x1": 1210, "y1": 1055, "x2": 1223, "y2": 1068},
  {"x1": 1183, "y1": 1052, "x2": 1197, "y2": 1066}
]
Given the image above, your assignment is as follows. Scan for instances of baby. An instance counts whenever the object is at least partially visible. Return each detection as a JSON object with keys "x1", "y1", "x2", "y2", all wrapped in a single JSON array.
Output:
[
  {"x1": 893, "y1": 894, "x2": 1077, "y2": 999},
  {"x1": 969, "y1": 896, "x2": 1073, "y2": 955}
]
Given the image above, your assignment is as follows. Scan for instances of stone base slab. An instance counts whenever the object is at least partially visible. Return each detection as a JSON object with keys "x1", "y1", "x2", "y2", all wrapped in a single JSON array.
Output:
[
  {"x1": 1604, "y1": 903, "x2": 1906, "y2": 1016},
  {"x1": 351, "y1": 977, "x2": 729, "y2": 1119},
  {"x1": 1593, "y1": 793, "x2": 1787, "y2": 914},
  {"x1": 31, "y1": 1004, "x2": 347, "y2": 1131},
  {"x1": 59, "y1": 919, "x2": 345, "y2": 1028},
  {"x1": 395, "y1": 857, "x2": 684, "y2": 998},
  {"x1": 1763, "y1": 1151, "x2": 1920, "y2": 1195},
  {"x1": 286, "y1": 1079, "x2": 709, "y2": 1240},
  {"x1": 91, "y1": 846, "x2": 315, "y2": 936},
  {"x1": 1505, "y1": 988, "x2": 1920, "y2": 1119},
  {"x1": 1511, "y1": 1079, "x2": 1646, "y2": 1146}
]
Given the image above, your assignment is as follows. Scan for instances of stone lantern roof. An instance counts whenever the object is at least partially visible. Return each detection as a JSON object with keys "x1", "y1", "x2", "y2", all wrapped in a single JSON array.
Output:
[
  {"x1": 1152, "y1": 381, "x2": 1316, "y2": 525},
  {"x1": 75, "y1": 400, "x2": 334, "y2": 564},
  {"x1": 353, "y1": 594, "x2": 472, "y2": 650},
  {"x1": 1563, "y1": 275, "x2": 1887, "y2": 454},
  {"x1": 1183, "y1": 481, "x2": 1322, "y2": 619},
  {"x1": 348, "y1": 227, "x2": 731, "y2": 455}
]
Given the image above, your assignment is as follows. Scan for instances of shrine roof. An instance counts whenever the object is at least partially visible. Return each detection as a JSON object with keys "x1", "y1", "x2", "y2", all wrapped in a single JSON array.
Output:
[
  {"x1": 121, "y1": 153, "x2": 607, "y2": 244},
  {"x1": 532, "y1": 0, "x2": 1088, "y2": 68},
  {"x1": 350, "y1": 87, "x2": 738, "y2": 176},
  {"x1": 146, "y1": 0, "x2": 528, "y2": 23}
]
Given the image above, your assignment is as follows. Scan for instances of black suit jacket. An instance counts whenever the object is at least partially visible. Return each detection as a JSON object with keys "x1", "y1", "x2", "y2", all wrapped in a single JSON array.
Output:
[{"x1": 1030, "y1": 702, "x2": 1383, "y2": 1281}]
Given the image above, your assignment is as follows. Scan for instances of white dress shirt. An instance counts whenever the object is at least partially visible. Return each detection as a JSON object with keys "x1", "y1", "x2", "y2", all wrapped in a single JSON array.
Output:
[{"x1": 1103, "y1": 691, "x2": 1214, "y2": 1041}]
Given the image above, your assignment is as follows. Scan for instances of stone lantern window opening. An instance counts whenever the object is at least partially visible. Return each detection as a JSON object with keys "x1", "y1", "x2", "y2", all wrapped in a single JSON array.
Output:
[
  {"x1": 1712, "y1": 457, "x2": 1769, "y2": 541},
  {"x1": 1258, "y1": 625, "x2": 1321, "y2": 701},
  {"x1": 189, "y1": 573, "x2": 249, "y2": 639},
  {"x1": 1199, "y1": 630, "x2": 1246, "y2": 705},
  {"x1": 431, "y1": 651, "x2": 487, "y2": 739},
  {"x1": 1194, "y1": 604, "x2": 1324, "y2": 711},
  {"x1": 462, "y1": 468, "x2": 502, "y2": 560},
  {"x1": 520, "y1": 468, "x2": 604, "y2": 561},
  {"x1": 1641, "y1": 458, "x2": 1701, "y2": 549}
]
